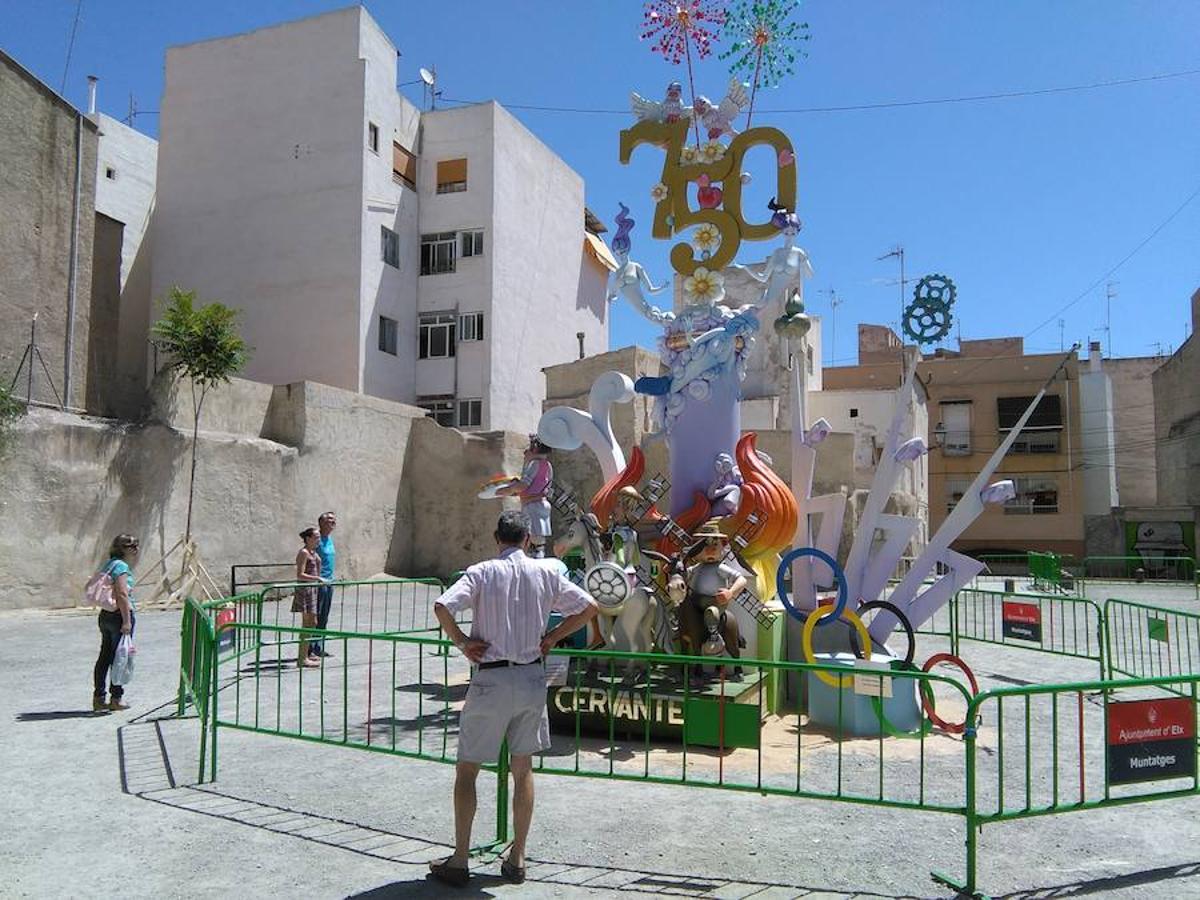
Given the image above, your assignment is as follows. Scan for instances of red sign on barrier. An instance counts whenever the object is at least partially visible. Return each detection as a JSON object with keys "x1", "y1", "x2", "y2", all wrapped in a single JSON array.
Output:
[
  {"x1": 1002, "y1": 601, "x2": 1042, "y2": 642},
  {"x1": 1107, "y1": 697, "x2": 1196, "y2": 786},
  {"x1": 215, "y1": 605, "x2": 236, "y2": 653}
]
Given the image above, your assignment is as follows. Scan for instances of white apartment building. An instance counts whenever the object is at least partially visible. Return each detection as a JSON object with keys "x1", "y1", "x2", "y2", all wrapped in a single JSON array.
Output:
[{"x1": 152, "y1": 6, "x2": 609, "y2": 434}]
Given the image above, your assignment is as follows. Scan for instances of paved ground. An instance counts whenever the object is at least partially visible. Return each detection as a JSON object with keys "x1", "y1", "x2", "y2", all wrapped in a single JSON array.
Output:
[{"x1": 7, "y1": 580, "x2": 1200, "y2": 899}]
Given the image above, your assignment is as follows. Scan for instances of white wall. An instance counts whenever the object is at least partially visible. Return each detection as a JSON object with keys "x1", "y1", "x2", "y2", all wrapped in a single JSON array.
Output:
[
  {"x1": 488, "y1": 104, "x2": 607, "y2": 434},
  {"x1": 358, "y1": 15, "x2": 421, "y2": 404},
  {"x1": 1080, "y1": 367, "x2": 1119, "y2": 515},
  {"x1": 416, "y1": 104, "x2": 494, "y2": 414},
  {"x1": 93, "y1": 113, "x2": 156, "y2": 289},
  {"x1": 153, "y1": 7, "x2": 367, "y2": 393}
]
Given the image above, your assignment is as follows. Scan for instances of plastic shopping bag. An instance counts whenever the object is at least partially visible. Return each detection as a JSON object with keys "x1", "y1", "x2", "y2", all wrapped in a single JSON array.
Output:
[{"x1": 110, "y1": 635, "x2": 136, "y2": 686}]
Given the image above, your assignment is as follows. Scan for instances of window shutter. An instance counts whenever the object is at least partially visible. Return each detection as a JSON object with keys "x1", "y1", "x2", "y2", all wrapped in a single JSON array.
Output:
[
  {"x1": 393, "y1": 143, "x2": 417, "y2": 186},
  {"x1": 437, "y1": 158, "x2": 467, "y2": 186}
]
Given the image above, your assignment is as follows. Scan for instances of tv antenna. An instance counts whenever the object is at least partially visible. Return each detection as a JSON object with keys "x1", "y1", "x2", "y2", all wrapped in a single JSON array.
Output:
[
  {"x1": 1058, "y1": 318, "x2": 1065, "y2": 352},
  {"x1": 399, "y1": 67, "x2": 438, "y2": 109},
  {"x1": 818, "y1": 288, "x2": 843, "y2": 366},
  {"x1": 1105, "y1": 281, "x2": 1118, "y2": 357}
]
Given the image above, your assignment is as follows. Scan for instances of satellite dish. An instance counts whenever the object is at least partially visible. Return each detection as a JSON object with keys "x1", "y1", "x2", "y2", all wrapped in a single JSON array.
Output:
[{"x1": 418, "y1": 67, "x2": 435, "y2": 87}]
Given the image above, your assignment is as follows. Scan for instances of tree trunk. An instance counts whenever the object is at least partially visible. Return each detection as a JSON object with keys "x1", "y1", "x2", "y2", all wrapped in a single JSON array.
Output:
[{"x1": 185, "y1": 381, "x2": 205, "y2": 544}]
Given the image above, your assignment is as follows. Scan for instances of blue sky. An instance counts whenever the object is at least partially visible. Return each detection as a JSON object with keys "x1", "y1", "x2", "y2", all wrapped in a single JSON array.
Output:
[{"x1": 4, "y1": 1, "x2": 1197, "y2": 364}]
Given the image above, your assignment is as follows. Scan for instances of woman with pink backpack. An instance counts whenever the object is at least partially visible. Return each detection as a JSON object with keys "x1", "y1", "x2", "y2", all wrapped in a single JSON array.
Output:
[{"x1": 90, "y1": 534, "x2": 139, "y2": 712}]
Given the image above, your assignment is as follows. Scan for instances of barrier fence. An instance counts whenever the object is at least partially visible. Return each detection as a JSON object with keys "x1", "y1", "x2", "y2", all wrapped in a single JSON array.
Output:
[
  {"x1": 177, "y1": 581, "x2": 1200, "y2": 896},
  {"x1": 1080, "y1": 556, "x2": 1198, "y2": 600}
]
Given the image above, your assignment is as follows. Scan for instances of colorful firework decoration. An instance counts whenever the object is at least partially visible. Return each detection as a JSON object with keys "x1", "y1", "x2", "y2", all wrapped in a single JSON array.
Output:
[
  {"x1": 641, "y1": 1, "x2": 727, "y2": 142},
  {"x1": 720, "y1": 0, "x2": 810, "y2": 127}
]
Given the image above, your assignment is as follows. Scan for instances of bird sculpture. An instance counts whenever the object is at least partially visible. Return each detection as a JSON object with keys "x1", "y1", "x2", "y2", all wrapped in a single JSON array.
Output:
[
  {"x1": 693, "y1": 79, "x2": 750, "y2": 139},
  {"x1": 630, "y1": 81, "x2": 693, "y2": 124}
]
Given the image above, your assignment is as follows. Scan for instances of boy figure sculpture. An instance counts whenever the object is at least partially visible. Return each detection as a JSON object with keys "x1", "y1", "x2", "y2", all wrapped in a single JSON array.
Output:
[
  {"x1": 679, "y1": 519, "x2": 748, "y2": 671},
  {"x1": 430, "y1": 511, "x2": 598, "y2": 886}
]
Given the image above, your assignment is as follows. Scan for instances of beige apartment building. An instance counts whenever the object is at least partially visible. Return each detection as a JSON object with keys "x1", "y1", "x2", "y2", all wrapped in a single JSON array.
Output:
[{"x1": 826, "y1": 327, "x2": 1087, "y2": 559}]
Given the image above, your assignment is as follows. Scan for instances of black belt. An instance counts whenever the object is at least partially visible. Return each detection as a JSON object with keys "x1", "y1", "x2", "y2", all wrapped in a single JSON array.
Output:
[{"x1": 478, "y1": 658, "x2": 543, "y2": 670}]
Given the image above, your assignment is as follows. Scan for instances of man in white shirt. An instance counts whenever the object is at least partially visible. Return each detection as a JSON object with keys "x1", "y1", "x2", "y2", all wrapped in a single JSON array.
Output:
[{"x1": 430, "y1": 510, "x2": 598, "y2": 887}]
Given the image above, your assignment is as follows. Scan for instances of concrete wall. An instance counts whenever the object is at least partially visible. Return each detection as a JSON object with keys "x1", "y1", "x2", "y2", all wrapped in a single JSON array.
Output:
[
  {"x1": 0, "y1": 376, "x2": 417, "y2": 609},
  {"x1": 1155, "y1": 337, "x2": 1200, "y2": 506},
  {"x1": 0, "y1": 50, "x2": 98, "y2": 410},
  {"x1": 1105, "y1": 355, "x2": 1160, "y2": 507},
  {"x1": 154, "y1": 8, "x2": 367, "y2": 394},
  {"x1": 92, "y1": 112, "x2": 158, "y2": 418}
]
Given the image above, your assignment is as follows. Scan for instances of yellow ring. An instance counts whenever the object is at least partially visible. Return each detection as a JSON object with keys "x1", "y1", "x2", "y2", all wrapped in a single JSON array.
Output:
[{"x1": 801, "y1": 602, "x2": 873, "y2": 688}]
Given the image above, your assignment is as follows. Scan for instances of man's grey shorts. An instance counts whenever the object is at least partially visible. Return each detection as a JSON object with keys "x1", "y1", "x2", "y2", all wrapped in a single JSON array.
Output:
[{"x1": 458, "y1": 663, "x2": 550, "y2": 763}]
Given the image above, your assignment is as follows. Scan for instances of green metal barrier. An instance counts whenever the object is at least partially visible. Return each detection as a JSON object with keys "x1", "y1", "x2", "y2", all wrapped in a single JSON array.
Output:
[
  {"x1": 953, "y1": 588, "x2": 1106, "y2": 678},
  {"x1": 230, "y1": 577, "x2": 447, "y2": 650},
  {"x1": 184, "y1": 586, "x2": 1200, "y2": 896},
  {"x1": 205, "y1": 615, "x2": 975, "y2": 863},
  {"x1": 1105, "y1": 597, "x2": 1200, "y2": 682},
  {"x1": 933, "y1": 673, "x2": 1200, "y2": 896},
  {"x1": 177, "y1": 596, "x2": 219, "y2": 782},
  {"x1": 1081, "y1": 556, "x2": 1198, "y2": 599}
]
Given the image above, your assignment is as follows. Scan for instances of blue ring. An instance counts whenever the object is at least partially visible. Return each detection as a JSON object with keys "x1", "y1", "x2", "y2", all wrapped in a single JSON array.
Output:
[{"x1": 776, "y1": 547, "x2": 847, "y2": 627}]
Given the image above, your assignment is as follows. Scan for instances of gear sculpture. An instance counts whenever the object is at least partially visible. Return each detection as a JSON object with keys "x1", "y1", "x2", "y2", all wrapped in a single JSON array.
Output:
[{"x1": 902, "y1": 274, "x2": 956, "y2": 344}]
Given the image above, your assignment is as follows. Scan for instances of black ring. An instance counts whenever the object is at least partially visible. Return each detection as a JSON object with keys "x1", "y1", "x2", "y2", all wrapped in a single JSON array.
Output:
[{"x1": 848, "y1": 600, "x2": 915, "y2": 667}]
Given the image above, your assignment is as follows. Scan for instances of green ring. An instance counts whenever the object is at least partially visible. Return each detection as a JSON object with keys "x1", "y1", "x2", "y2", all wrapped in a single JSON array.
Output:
[{"x1": 867, "y1": 662, "x2": 936, "y2": 739}]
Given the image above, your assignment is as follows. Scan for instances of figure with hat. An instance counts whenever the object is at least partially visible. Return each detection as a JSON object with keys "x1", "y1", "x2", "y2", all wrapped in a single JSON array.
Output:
[
  {"x1": 498, "y1": 437, "x2": 554, "y2": 558},
  {"x1": 678, "y1": 519, "x2": 748, "y2": 674}
]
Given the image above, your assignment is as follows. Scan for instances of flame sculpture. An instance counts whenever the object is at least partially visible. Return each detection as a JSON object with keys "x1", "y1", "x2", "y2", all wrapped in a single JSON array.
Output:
[{"x1": 724, "y1": 432, "x2": 797, "y2": 599}]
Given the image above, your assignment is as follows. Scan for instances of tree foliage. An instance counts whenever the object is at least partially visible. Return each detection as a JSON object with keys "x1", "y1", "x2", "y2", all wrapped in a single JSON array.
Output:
[
  {"x1": 151, "y1": 287, "x2": 249, "y2": 391},
  {"x1": 150, "y1": 286, "x2": 249, "y2": 541},
  {"x1": 0, "y1": 383, "x2": 25, "y2": 456}
]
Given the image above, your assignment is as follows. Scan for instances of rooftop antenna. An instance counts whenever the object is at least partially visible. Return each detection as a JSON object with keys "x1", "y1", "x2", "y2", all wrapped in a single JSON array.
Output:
[
  {"x1": 1058, "y1": 318, "x2": 1065, "y2": 352},
  {"x1": 876, "y1": 246, "x2": 905, "y2": 365},
  {"x1": 818, "y1": 288, "x2": 842, "y2": 366},
  {"x1": 418, "y1": 66, "x2": 436, "y2": 110},
  {"x1": 1105, "y1": 281, "x2": 1118, "y2": 357}
]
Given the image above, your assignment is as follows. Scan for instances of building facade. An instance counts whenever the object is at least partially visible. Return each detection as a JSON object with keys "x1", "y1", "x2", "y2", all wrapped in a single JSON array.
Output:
[
  {"x1": 151, "y1": 6, "x2": 607, "y2": 435},
  {"x1": 0, "y1": 50, "x2": 98, "y2": 411},
  {"x1": 827, "y1": 329, "x2": 1090, "y2": 559}
]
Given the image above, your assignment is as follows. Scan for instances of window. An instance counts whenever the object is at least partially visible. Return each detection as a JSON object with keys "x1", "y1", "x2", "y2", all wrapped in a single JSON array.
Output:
[
  {"x1": 418, "y1": 313, "x2": 456, "y2": 359},
  {"x1": 458, "y1": 312, "x2": 484, "y2": 342},
  {"x1": 945, "y1": 477, "x2": 971, "y2": 513},
  {"x1": 1003, "y1": 477, "x2": 1059, "y2": 515},
  {"x1": 367, "y1": 122, "x2": 379, "y2": 153},
  {"x1": 380, "y1": 226, "x2": 399, "y2": 268},
  {"x1": 461, "y1": 229, "x2": 484, "y2": 258},
  {"x1": 938, "y1": 400, "x2": 972, "y2": 455},
  {"x1": 436, "y1": 158, "x2": 467, "y2": 193},
  {"x1": 392, "y1": 142, "x2": 416, "y2": 189},
  {"x1": 457, "y1": 399, "x2": 482, "y2": 428},
  {"x1": 998, "y1": 395, "x2": 1063, "y2": 454},
  {"x1": 420, "y1": 232, "x2": 456, "y2": 275},
  {"x1": 105, "y1": 166, "x2": 117, "y2": 180},
  {"x1": 806, "y1": 345, "x2": 814, "y2": 375},
  {"x1": 849, "y1": 408, "x2": 859, "y2": 419},
  {"x1": 418, "y1": 398, "x2": 455, "y2": 427},
  {"x1": 378, "y1": 316, "x2": 398, "y2": 355}
]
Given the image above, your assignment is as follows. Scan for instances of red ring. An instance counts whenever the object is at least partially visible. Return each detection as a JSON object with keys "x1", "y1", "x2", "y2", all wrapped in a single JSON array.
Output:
[{"x1": 920, "y1": 652, "x2": 979, "y2": 735}]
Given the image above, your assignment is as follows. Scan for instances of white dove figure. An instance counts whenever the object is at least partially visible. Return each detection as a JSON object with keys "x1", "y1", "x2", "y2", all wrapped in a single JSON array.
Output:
[
  {"x1": 694, "y1": 79, "x2": 749, "y2": 139},
  {"x1": 630, "y1": 81, "x2": 693, "y2": 124}
]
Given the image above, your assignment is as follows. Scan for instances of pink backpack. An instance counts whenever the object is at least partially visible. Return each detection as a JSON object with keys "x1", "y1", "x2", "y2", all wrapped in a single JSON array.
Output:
[{"x1": 84, "y1": 563, "x2": 120, "y2": 612}]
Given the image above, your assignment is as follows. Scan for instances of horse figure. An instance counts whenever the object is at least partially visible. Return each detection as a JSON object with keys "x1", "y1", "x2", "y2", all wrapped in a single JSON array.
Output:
[{"x1": 553, "y1": 512, "x2": 663, "y2": 669}]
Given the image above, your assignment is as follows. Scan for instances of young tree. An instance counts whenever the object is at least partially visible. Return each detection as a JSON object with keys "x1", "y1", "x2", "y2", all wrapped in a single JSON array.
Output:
[{"x1": 150, "y1": 287, "x2": 249, "y2": 542}]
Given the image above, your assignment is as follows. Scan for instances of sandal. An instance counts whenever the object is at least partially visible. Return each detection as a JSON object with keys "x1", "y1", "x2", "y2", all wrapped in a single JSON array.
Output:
[
  {"x1": 500, "y1": 858, "x2": 526, "y2": 884},
  {"x1": 428, "y1": 858, "x2": 470, "y2": 887}
]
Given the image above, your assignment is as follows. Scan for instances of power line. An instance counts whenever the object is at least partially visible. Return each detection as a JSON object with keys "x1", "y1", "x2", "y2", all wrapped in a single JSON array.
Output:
[
  {"x1": 439, "y1": 67, "x2": 1200, "y2": 117},
  {"x1": 59, "y1": 0, "x2": 83, "y2": 95}
]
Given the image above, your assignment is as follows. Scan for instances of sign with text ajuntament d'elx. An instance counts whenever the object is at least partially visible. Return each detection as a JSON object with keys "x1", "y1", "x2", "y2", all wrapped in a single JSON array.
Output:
[
  {"x1": 1001, "y1": 601, "x2": 1042, "y2": 642},
  {"x1": 1107, "y1": 697, "x2": 1196, "y2": 787}
]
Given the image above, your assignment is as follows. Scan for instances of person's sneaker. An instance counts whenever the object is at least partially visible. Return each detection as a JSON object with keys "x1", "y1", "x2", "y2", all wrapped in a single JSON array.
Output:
[
  {"x1": 92, "y1": 695, "x2": 108, "y2": 712},
  {"x1": 317, "y1": 649, "x2": 333, "y2": 658},
  {"x1": 107, "y1": 697, "x2": 130, "y2": 711}
]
